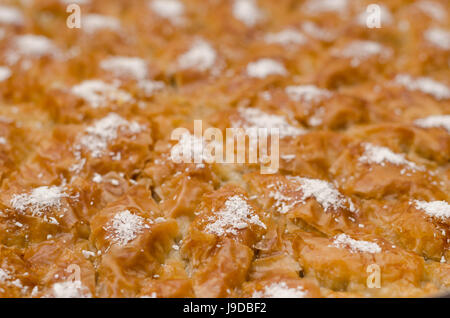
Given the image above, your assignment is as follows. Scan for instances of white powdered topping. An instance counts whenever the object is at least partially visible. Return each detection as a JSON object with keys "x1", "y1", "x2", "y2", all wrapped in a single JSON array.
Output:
[
  {"x1": 264, "y1": 29, "x2": 307, "y2": 46},
  {"x1": 0, "y1": 66, "x2": 11, "y2": 82},
  {"x1": 236, "y1": 108, "x2": 304, "y2": 138},
  {"x1": 0, "y1": 268, "x2": 11, "y2": 283},
  {"x1": 0, "y1": 5, "x2": 24, "y2": 25},
  {"x1": 357, "y1": 4, "x2": 393, "y2": 26},
  {"x1": 232, "y1": 0, "x2": 263, "y2": 27},
  {"x1": 100, "y1": 56, "x2": 148, "y2": 80},
  {"x1": 359, "y1": 143, "x2": 421, "y2": 171},
  {"x1": 10, "y1": 186, "x2": 68, "y2": 218},
  {"x1": 138, "y1": 80, "x2": 165, "y2": 97},
  {"x1": 414, "y1": 115, "x2": 450, "y2": 133},
  {"x1": 417, "y1": 1, "x2": 446, "y2": 22},
  {"x1": 92, "y1": 173, "x2": 102, "y2": 183},
  {"x1": 304, "y1": 0, "x2": 348, "y2": 14},
  {"x1": 12, "y1": 35, "x2": 56, "y2": 58},
  {"x1": 302, "y1": 22, "x2": 335, "y2": 42},
  {"x1": 308, "y1": 109, "x2": 324, "y2": 127},
  {"x1": 268, "y1": 185, "x2": 300, "y2": 214},
  {"x1": 414, "y1": 200, "x2": 450, "y2": 220},
  {"x1": 51, "y1": 281, "x2": 91, "y2": 298},
  {"x1": 246, "y1": 58, "x2": 287, "y2": 79},
  {"x1": 0, "y1": 268, "x2": 23, "y2": 291},
  {"x1": 79, "y1": 113, "x2": 143, "y2": 158},
  {"x1": 336, "y1": 40, "x2": 391, "y2": 66},
  {"x1": 150, "y1": 0, "x2": 184, "y2": 23},
  {"x1": 285, "y1": 85, "x2": 332, "y2": 104},
  {"x1": 395, "y1": 74, "x2": 450, "y2": 100},
  {"x1": 82, "y1": 14, "x2": 121, "y2": 34},
  {"x1": 253, "y1": 282, "x2": 306, "y2": 298},
  {"x1": 170, "y1": 132, "x2": 207, "y2": 163},
  {"x1": 104, "y1": 210, "x2": 149, "y2": 246},
  {"x1": 177, "y1": 40, "x2": 217, "y2": 71},
  {"x1": 424, "y1": 28, "x2": 450, "y2": 50},
  {"x1": 82, "y1": 250, "x2": 96, "y2": 259},
  {"x1": 292, "y1": 177, "x2": 356, "y2": 212},
  {"x1": 71, "y1": 80, "x2": 133, "y2": 108},
  {"x1": 332, "y1": 234, "x2": 382, "y2": 254},
  {"x1": 60, "y1": 0, "x2": 90, "y2": 4},
  {"x1": 205, "y1": 195, "x2": 266, "y2": 236}
]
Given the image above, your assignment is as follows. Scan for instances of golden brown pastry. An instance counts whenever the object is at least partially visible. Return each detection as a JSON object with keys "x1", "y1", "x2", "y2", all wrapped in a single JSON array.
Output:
[{"x1": 0, "y1": 0, "x2": 448, "y2": 298}]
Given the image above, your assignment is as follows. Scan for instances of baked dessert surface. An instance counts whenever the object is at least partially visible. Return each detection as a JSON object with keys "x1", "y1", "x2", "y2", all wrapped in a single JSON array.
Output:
[{"x1": 0, "y1": 0, "x2": 448, "y2": 298}]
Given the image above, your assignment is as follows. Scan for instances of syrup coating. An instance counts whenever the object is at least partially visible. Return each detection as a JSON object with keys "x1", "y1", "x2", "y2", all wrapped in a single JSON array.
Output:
[{"x1": 0, "y1": 0, "x2": 448, "y2": 298}]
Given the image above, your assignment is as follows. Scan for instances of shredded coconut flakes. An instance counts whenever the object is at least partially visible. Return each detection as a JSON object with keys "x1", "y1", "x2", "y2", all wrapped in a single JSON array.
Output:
[
  {"x1": 51, "y1": 281, "x2": 91, "y2": 298},
  {"x1": 302, "y1": 22, "x2": 335, "y2": 42},
  {"x1": 395, "y1": 74, "x2": 450, "y2": 100},
  {"x1": 92, "y1": 173, "x2": 102, "y2": 183},
  {"x1": 10, "y1": 35, "x2": 57, "y2": 61},
  {"x1": 304, "y1": 0, "x2": 348, "y2": 14},
  {"x1": 290, "y1": 176, "x2": 356, "y2": 213},
  {"x1": 336, "y1": 40, "x2": 391, "y2": 66},
  {"x1": 138, "y1": 80, "x2": 165, "y2": 97},
  {"x1": 268, "y1": 185, "x2": 300, "y2": 214},
  {"x1": 178, "y1": 40, "x2": 217, "y2": 72},
  {"x1": 150, "y1": 0, "x2": 184, "y2": 23},
  {"x1": 359, "y1": 143, "x2": 422, "y2": 171},
  {"x1": 71, "y1": 80, "x2": 133, "y2": 108},
  {"x1": 414, "y1": 200, "x2": 450, "y2": 220},
  {"x1": 100, "y1": 56, "x2": 148, "y2": 80},
  {"x1": 268, "y1": 177, "x2": 356, "y2": 214},
  {"x1": 285, "y1": 85, "x2": 331, "y2": 104},
  {"x1": 424, "y1": 28, "x2": 450, "y2": 50},
  {"x1": 0, "y1": 268, "x2": 11, "y2": 283},
  {"x1": 246, "y1": 58, "x2": 287, "y2": 78},
  {"x1": 357, "y1": 4, "x2": 393, "y2": 26},
  {"x1": 331, "y1": 234, "x2": 382, "y2": 254},
  {"x1": 104, "y1": 210, "x2": 149, "y2": 246},
  {"x1": 60, "y1": 0, "x2": 90, "y2": 4},
  {"x1": 253, "y1": 282, "x2": 306, "y2": 298},
  {"x1": 205, "y1": 195, "x2": 266, "y2": 236},
  {"x1": 232, "y1": 0, "x2": 263, "y2": 27},
  {"x1": 265, "y1": 29, "x2": 307, "y2": 46},
  {"x1": 79, "y1": 113, "x2": 143, "y2": 158},
  {"x1": 236, "y1": 108, "x2": 304, "y2": 138},
  {"x1": 0, "y1": 66, "x2": 11, "y2": 82},
  {"x1": 82, "y1": 14, "x2": 121, "y2": 34},
  {"x1": 10, "y1": 186, "x2": 69, "y2": 218},
  {"x1": 0, "y1": 268, "x2": 23, "y2": 292},
  {"x1": 414, "y1": 115, "x2": 450, "y2": 133},
  {"x1": 0, "y1": 5, "x2": 24, "y2": 25},
  {"x1": 170, "y1": 132, "x2": 208, "y2": 163}
]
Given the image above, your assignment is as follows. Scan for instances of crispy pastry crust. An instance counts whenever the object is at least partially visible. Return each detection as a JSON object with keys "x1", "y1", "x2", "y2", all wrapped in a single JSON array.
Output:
[{"x1": 0, "y1": 0, "x2": 448, "y2": 298}]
